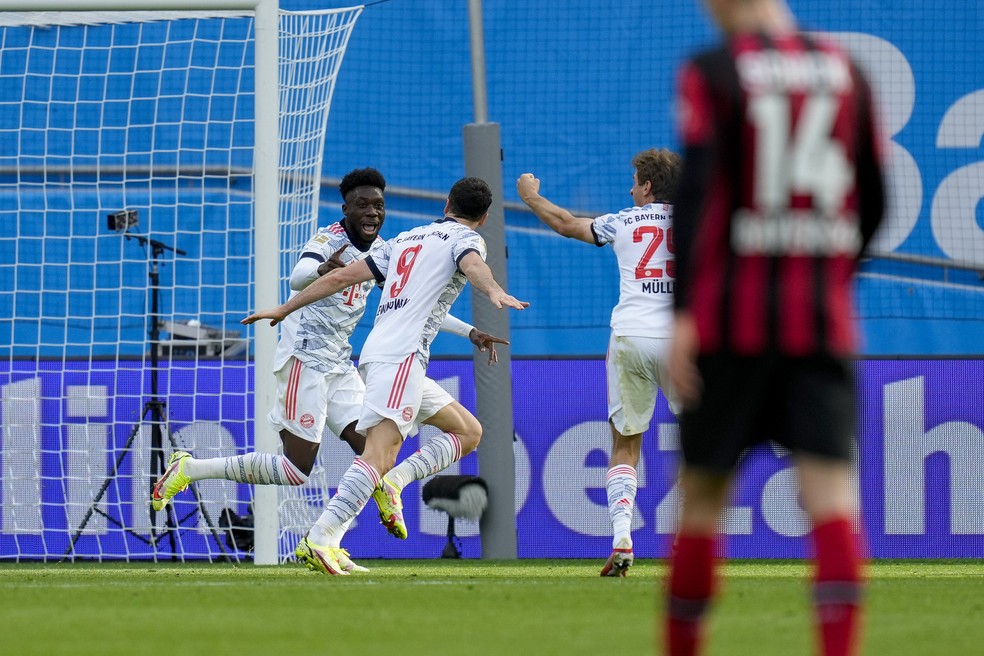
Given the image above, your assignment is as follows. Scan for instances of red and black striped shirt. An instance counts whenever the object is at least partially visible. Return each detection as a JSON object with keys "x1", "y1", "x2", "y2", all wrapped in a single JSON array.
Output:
[{"x1": 673, "y1": 31, "x2": 885, "y2": 356}]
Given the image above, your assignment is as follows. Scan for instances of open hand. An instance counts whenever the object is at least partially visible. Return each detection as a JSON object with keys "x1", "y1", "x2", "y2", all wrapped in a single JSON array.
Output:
[
  {"x1": 488, "y1": 289, "x2": 529, "y2": 310},
  {"x1": 241, "y1": 307, "x2": 287, "y2": 327}
]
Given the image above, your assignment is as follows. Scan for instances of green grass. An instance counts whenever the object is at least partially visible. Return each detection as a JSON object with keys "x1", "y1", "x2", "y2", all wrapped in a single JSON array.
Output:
[{"x1": 1, "y1": 560, "x2": 982, "y2": 655}]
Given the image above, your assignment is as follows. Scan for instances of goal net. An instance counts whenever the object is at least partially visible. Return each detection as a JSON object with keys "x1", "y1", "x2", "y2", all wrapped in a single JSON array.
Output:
[{"x1": 0, "y1": 2, "x2": 363, "y2": 561}]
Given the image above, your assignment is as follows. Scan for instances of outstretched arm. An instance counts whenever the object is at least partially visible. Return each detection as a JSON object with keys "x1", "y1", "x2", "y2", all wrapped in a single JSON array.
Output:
[
  {"x1": 458, "y1": 252, "x2": 529, "y2": 311},
  {"x1": 516, "y1": 173, "x2": 596, "y2": 244},
  {"x1": 242, "y1": 258, "x2": 374, "y2": 326}
]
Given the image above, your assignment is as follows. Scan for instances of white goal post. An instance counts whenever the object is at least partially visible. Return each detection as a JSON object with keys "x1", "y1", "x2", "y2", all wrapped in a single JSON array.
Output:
[{"x1": 0, "y1": 1, "x2": 362, "y2": 564}]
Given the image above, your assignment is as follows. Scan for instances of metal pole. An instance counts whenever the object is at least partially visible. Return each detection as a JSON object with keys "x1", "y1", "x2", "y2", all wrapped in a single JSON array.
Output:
[
  {"x1": 467, "y1": 0, "x2": 489, "y2": 125},
  {"x1": 465, "y1": 0, "x2": 517, "y2": 560},
  {"x1": 251, "y1": 0, "x2": 281, "y2": 566}
]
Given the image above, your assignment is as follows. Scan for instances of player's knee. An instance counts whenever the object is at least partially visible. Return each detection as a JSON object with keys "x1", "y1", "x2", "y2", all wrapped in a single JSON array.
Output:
[{"x1": 456, "y1": 416, "x2": 483, "y2": 455}]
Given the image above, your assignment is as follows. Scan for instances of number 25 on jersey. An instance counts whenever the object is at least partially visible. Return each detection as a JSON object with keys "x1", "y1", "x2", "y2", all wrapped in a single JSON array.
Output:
[{"x1": 633, "y1": 225, "x2": 675, "y2": 280}]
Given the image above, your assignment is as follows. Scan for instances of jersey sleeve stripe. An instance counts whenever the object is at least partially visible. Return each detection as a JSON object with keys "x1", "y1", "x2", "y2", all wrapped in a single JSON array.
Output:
[
  {"x1": 300, "y1": 252, "x2": 325, "y2": 263},
  {"x1": 454, "y1": 247, "x2": 481, "y2": 268},
  {"x1": 365, "y1": 256, "x2": 386, "y2": 284},
  {"x1": 590, "y1": 222, "x2": 605, "y2": 247}
]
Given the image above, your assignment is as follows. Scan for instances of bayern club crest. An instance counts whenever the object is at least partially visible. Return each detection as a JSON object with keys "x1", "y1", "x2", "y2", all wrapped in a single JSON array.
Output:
[
  {"x1": 402, "y1": 406, "x2": 414, "y2": 422},
  {"x1": 299, "y1": 413, "x2": 315, "y2": 428}
]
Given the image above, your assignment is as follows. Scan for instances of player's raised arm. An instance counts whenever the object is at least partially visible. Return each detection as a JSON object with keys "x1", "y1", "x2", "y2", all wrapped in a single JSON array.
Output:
[
  {"x1": 458, "y1": 251, "x2": 529, "y2": 310},
  {"x1": 516, "y1": 173, "x2": 596, "y2": 244},
  {"x1": 242, "y1": 258, "x2": 375, "y2": 326}
]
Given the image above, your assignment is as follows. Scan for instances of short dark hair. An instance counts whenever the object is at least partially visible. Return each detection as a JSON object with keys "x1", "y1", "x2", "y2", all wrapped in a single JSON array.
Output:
[
  {"x1": 446, "y1": 177, "x2": 492, "y2": 221},
  {"x1": 339, "y1": 167, "x2": 386, "y2": 201},
  {"x1": 632, "y1": 148, "x2": 681, "y2": 201}
]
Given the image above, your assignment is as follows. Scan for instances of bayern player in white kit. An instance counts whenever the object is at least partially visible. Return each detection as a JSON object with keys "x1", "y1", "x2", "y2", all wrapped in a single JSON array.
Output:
[
  {"x1": 243, "y1": 177, "x2": 528, "y2": 575},
  {"x1": 517, "y1": 148, "x2": 682, "y2": 577},
  {"x1": 152, "y1": 169, "x2": 503, "y2": 572}
]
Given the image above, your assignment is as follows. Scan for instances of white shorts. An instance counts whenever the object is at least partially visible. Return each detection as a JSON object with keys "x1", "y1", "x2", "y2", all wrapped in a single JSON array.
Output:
[
  {"x1": 606, "y1": 333, "x2": 680, "y2": 436},
  {"x1": 267, "y1": 357, "x2": 365, "y2": 443},
  {"x1": 356, "y1": 356, "x2": 455, "y2": 439}
]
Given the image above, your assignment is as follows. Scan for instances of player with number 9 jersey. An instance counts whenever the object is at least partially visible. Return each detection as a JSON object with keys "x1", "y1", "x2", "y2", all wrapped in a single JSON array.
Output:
[
  {"x1": 361, "y1": 219, "x2": 487, "y2": 368},
  {"x1": 242, "y1": 177, "x2": 527, "y2": 567}
]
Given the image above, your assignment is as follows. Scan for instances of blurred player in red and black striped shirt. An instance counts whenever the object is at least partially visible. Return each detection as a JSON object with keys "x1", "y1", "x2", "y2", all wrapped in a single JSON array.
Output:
[{"x1": 664, "y1": 0, "x2": 885, "y2": 654}]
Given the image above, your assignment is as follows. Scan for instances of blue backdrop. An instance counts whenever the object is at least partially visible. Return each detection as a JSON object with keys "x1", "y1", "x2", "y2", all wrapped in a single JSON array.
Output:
[{"x1": 1, "y1": 1, "x2": 981, "y2": 357}]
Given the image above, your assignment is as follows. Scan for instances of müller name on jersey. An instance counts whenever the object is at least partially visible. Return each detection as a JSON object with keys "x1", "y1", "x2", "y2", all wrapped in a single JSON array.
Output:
[{"x1": 641, "y1": 280, "x2": 674, "y2": 294}]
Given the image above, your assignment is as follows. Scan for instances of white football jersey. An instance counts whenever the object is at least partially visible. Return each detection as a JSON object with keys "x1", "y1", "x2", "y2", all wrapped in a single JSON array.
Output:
[
  {"x1": 360, "y1": 218, "x2": 486, "y2": 367},
  {"x1": 591, "y1": 202, "x2": 675, "y2": 338},
  {"x1": 274, "y1": 222, "x2": 384, "y2": 374}
]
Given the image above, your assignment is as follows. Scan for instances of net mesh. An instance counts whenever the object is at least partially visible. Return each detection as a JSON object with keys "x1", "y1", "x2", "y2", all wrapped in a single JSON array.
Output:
[{"x1": 0, "y1": 6, "x2": 363, "y2": 561}]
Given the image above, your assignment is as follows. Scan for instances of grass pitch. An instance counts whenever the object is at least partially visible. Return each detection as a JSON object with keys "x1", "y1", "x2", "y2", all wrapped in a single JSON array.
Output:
[{"x1": 1, "y1": 559, "x2": 982, "y2": 656}]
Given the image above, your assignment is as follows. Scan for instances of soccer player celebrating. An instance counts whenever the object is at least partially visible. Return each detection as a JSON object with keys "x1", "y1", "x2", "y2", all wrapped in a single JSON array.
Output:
[
  {"x1": 665, "y1": 0, "x2": 885, "y2": 654},
  {"x1": 152, "y1": 168, "x2": 504, "y2": 573},
  {"x1": 516, "y1": 148, "x2": 682, "y2": 577},
  {"x1": 243, "y1": 176, "x2": 528, "y2": 575}
]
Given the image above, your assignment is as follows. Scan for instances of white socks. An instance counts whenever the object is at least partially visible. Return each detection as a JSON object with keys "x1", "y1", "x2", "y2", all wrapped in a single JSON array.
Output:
[
  {"x1": 606, "y1": 464, "x2": 637, "y2": 547},
  {"x1": 328, "y1": 517, "x2": 355, "y2": 548},
  {"x1": 183, "y1": 452, "x2": 308, "y2": 486},
  {"x1": 309, "y1": 458, "x2": 380, "y2": 545},
  {"x1": 386, "y1": 432, "x2": 463, "y2": 491},
  {"x1": 182, "y1": 452, "x2": 362, "y2": 548}
]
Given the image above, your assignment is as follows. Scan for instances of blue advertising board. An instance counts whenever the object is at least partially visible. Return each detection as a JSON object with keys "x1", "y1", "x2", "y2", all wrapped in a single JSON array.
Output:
[{"x1": 1, "y1": 358, "x2": 981, "y2": 560}]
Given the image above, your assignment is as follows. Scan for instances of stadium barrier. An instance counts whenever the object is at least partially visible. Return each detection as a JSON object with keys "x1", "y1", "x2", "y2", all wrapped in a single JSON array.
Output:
[{"x1": 2, "y1": 357, "x2": 980, "y2": 560}]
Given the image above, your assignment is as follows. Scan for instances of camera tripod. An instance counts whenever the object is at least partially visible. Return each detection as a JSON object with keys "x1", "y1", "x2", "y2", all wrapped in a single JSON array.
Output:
[{"x1": 64, "y1": 233, "x2": 231, "y2": 561}]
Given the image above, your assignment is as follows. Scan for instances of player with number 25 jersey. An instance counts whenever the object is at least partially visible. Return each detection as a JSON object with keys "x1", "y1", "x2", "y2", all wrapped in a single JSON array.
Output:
[
  {"x1": 591, "y1": 202, "x2": 675, "y2": 339},
  {"x1": 517, "y1": 148, "x2": 682, "y2": 578}
]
